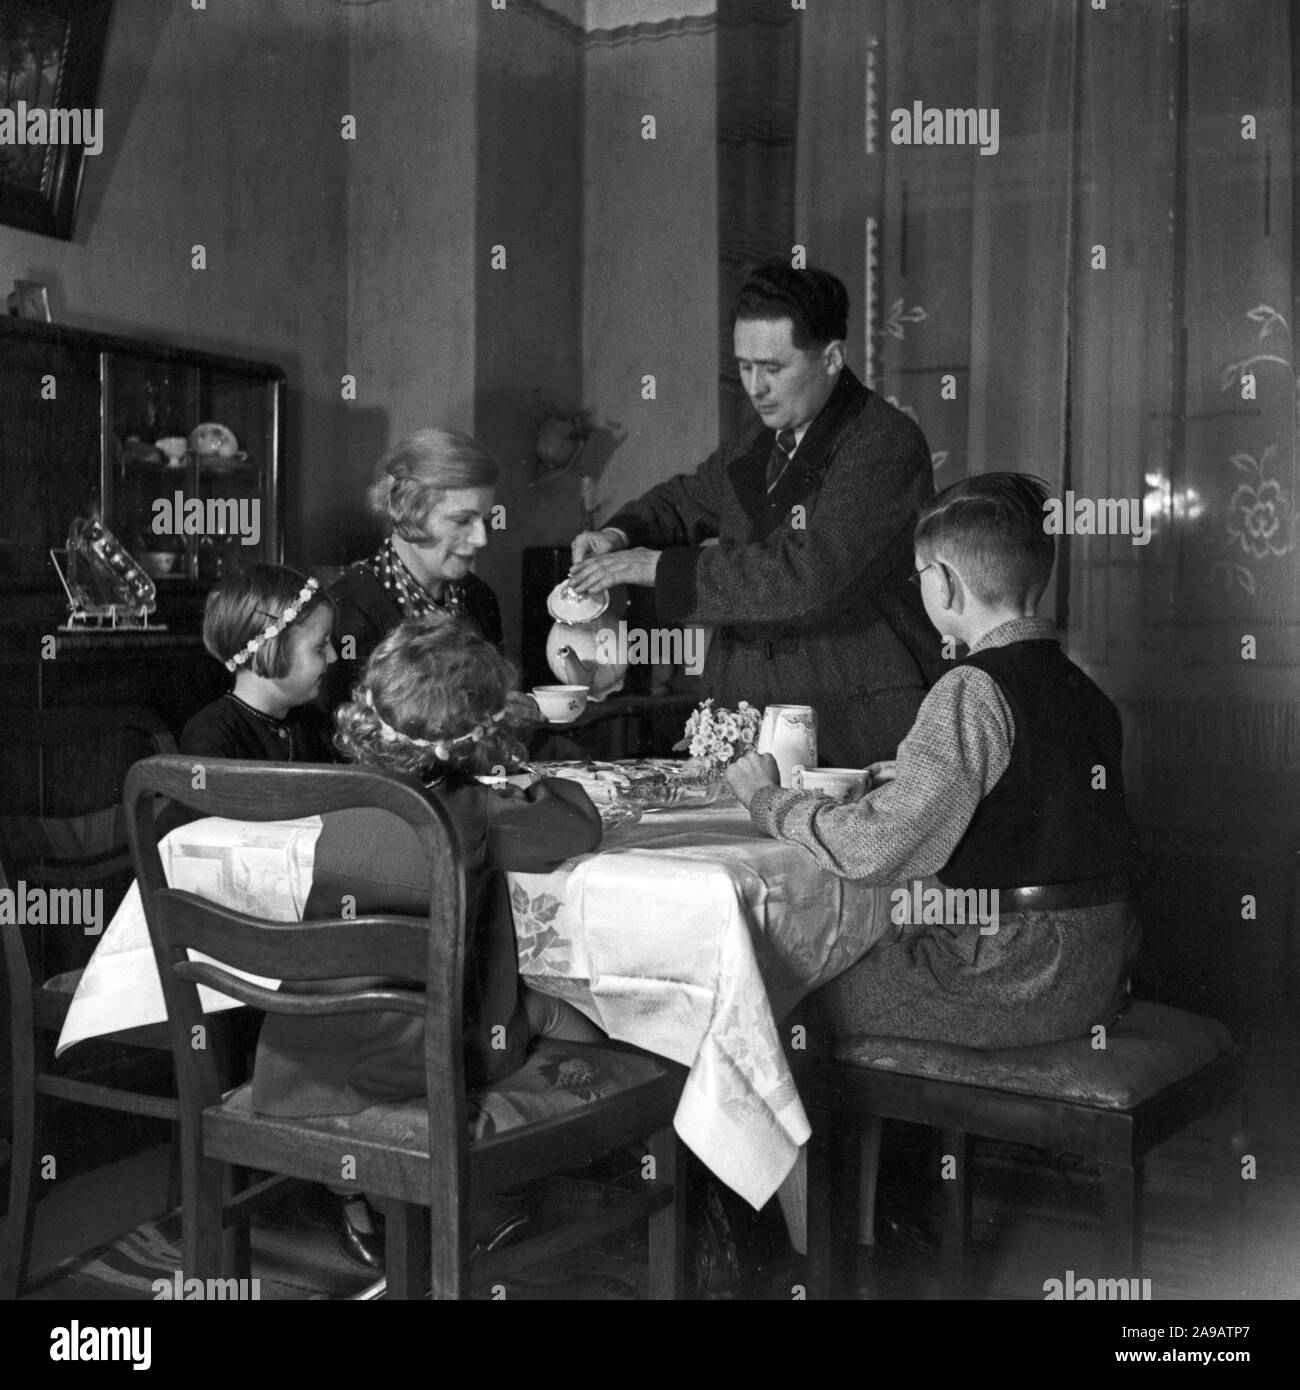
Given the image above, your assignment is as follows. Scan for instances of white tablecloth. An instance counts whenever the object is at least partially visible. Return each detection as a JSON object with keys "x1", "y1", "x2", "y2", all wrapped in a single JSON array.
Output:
[
  {"x1": 56, "y1": 803, "x2": 899, "y2": 1215},
  {"x1": 511, "y1": 804, "x2": 897, "y2": 1209}
]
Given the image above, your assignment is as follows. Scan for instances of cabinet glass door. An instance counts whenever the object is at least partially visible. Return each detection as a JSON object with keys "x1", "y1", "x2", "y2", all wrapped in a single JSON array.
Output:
[
  {"x1": 104, "y1": 351, "x2": 197, "y2": 583},
  {"x1": 193, "y1": 368, "x2": 278, "y2": 584}
]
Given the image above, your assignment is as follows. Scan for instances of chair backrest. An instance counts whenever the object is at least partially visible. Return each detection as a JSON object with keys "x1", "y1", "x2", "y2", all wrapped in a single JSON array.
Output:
[
  {"x1": 122, "y1": 756, "x2": 470, "y2": 1233},
  {"x1": 0, "y1": 705, "x2": 177, "y2": 979}
]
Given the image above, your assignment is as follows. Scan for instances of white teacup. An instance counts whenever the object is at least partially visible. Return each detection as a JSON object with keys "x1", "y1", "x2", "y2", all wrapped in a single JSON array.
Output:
[
  {"x1": 790, "y1": 765, "x2": 869, "y2": 801},
  {"x1": 531, "y1": 685, "x2": 589, "y2": 724}
]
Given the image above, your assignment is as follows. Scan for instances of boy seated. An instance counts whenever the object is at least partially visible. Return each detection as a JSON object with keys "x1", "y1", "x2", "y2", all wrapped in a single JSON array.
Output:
[{"x1": 726, "y1": 473, "x2": 1141, "y2": 1049}]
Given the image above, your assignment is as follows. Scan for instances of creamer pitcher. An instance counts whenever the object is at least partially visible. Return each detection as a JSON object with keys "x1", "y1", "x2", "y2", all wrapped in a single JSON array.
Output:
[{"x1": 756, "y1": 704, "x2": 818, "y2": 786}]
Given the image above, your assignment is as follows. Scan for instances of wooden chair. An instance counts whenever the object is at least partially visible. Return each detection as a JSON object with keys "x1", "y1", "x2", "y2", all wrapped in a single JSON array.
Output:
[
  {"x1": 1, "y1": 705, "x2": 180, "y2": 1300},
  {"x1": 124, "y1": 755, "x2": 689, "y2": 1299},
  {"x1": 805, "y1": 1003, "x2": 1247, "y2": 1299}
]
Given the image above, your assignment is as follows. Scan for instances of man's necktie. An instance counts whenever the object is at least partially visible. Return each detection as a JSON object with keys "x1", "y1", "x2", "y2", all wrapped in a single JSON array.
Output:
[{"x1": 765, "y1": 429, "x2": 796, "y2": 494}]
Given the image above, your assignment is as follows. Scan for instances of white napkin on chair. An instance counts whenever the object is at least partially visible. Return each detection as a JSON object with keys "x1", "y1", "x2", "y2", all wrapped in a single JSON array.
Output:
[{"x1": 56, "y1": 816, "x2": 324, "y2": 1056}]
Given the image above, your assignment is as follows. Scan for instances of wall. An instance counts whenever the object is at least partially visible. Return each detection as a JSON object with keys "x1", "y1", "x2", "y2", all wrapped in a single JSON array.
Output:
[
  {"x1": 338, "y1": 0, "x2": 721, "y2": 663},
  {"x1": 473, "y1": 0, "x2": 585, "y2": 665},
  {"x1": 581, "y1": 2, "x2": 721, "y2": 524},
  {"x1": 0, "y1": 0, "x2": 349, "y2": 564},
  {"x1": 337, "y1": 0, "x2": 481, "y2": 566},
  {"x1": 0, "y1": 0, "x2": 723, "y2": 667}
]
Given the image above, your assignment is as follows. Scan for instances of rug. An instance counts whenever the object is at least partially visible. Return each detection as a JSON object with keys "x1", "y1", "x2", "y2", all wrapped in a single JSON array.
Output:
[{"x1": 22, "y1": 1176, "x2": 649, "y2": 1302}]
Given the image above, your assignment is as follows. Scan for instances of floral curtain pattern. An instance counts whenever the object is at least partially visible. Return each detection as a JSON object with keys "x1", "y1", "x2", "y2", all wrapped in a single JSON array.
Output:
[
  {"x1": 794, "y1": 0, "x2": 1299, "y2": 764},
  {"x1": 789, "y1": 0, "x2": 1299, "y2": 1006}
]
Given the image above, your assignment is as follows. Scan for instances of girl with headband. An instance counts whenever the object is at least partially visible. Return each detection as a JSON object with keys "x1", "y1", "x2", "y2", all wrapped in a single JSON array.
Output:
[{"x1": 180, "y1": 563, "x2": 340, "y2": 763}]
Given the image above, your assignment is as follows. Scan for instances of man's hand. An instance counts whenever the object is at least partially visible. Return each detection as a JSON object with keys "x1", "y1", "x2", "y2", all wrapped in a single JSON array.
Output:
[
  {"x1": 864, "y1": 760, "x2": 896, "y2": 789},
  {"x1": 567, "y1": 547, "x2": 661, "y2": 594},
  {"x1": 725, "y1": 751, "x2": 781, "y2": 809},
  {"x1": 570, "y1": 528, "x2": 625, "y2": 565}
]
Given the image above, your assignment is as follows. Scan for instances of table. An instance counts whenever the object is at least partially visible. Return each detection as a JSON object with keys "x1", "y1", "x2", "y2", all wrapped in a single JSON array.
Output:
[
  {"x1": 511, "y1": 802, "x2": 897, "y2": 1209},
  {"x1": 57, "y1": 798, "x2": 902, "y2": 1219}
]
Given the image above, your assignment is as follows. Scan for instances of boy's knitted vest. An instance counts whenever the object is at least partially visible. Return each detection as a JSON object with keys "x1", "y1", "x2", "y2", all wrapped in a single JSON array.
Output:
[{"x1": 938, "y1": 640, "x2": 1141, "y2": 889}]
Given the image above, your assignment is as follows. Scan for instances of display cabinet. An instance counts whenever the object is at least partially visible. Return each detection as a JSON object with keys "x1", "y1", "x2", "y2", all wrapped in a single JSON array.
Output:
[{"x1": 0, "y1": 317, "x2": 285, "y2": 630}]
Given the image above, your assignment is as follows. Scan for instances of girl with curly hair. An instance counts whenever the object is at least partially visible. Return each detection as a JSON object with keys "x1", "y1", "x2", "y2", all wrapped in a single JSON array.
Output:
[{"x1": 254, "y1": 614, "x2": 604, "y2": 1120}]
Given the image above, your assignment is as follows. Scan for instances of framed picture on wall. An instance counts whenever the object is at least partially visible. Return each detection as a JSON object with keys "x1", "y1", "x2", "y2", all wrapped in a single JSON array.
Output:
[{"x1": 0, "y1": 0, "x2": 114, "y2": 240}]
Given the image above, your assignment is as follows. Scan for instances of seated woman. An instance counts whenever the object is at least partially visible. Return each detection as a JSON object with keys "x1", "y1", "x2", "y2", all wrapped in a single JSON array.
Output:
[
  {"x1": 321, "y1": 429, "x2": 506, "y2": 715},
  {"x1": 253, "y1": 613, "x2": 604, "y2": 1124}
]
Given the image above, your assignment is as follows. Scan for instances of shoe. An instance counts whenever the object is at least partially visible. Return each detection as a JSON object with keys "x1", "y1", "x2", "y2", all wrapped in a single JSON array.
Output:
[{"x1": 326, "y1": 1195, "x2": 385, "y2": 1271}]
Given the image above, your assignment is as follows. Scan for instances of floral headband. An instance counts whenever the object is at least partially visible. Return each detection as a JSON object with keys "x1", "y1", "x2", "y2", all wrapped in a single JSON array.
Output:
[
  {"x1": 225, "y1": 578, "x2": 320, "y2": 672},
  {"x1": 363, "y1": 690, "x2": 507, "y2": 762}
]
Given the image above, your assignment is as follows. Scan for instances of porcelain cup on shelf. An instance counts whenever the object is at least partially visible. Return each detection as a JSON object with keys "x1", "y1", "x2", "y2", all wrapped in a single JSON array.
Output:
[{"x1": 756, "y1": 704, "x2": 818, "y2": 787}]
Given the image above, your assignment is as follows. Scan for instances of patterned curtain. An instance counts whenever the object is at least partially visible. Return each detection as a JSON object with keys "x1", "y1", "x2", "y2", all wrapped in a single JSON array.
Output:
[
  {"x1": 794, "y1": 0, "x2": 1300, "y2": 762},
  {"x1": 797, "y1": 0, "x2": 1078, "y2": 618},
  {"x1": 1072, "y1": 0, "x2": 1299, "y2": 755},
  {"x1": 716, "y1": 0, "x2": 801, "y2": 440},
  {"x1": 792, "y1": 0, "x2": 1300, "y2": 1010}
]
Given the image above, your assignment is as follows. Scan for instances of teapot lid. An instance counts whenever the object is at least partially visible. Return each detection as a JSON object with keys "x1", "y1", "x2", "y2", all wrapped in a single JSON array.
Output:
[{"x1": 547, "y1": 581, "x2": 608, "y2": 624}]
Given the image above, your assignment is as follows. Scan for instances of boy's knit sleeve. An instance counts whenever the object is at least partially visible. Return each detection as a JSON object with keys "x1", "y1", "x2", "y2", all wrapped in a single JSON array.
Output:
[{"x1": 747, "y1": 667, "x2": 1015, "y2": 883}]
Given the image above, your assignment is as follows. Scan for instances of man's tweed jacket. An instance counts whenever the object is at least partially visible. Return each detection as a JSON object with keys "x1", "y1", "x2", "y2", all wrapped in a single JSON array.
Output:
[{"x1": 606, "y1": 367, "x2": 946, "y2": 765}]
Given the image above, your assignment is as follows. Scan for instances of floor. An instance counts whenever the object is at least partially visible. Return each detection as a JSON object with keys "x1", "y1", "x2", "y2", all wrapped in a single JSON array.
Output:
[{"x1": 5, "y1": 1005, "x2": 1298, "y2": 1302}]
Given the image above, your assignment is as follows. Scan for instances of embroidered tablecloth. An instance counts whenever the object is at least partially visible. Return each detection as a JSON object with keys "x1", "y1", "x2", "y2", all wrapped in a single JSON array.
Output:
[{"x1": 511, "y1": 803, "x2": 898, "y2": 1209}]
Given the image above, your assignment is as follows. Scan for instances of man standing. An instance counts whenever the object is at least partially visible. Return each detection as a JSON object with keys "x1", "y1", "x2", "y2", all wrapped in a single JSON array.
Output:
[{"x1": 567, "y1": 261, "x2": 944, "y2": 766}]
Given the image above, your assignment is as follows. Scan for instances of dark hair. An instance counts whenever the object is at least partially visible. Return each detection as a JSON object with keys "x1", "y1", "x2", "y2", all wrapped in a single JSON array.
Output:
[
  {"x1": 914, "y1": 474, "x2": 1056, "y2": 608},
  {"x1": 731, "y1": 261, "x2": 849, "y2": 350},
  {"x1": 334, "y1": 614, "x2": 526, "y2": 777},
  {"x1": 202, "y1": 564, "x2": 336, "y2": 680}
]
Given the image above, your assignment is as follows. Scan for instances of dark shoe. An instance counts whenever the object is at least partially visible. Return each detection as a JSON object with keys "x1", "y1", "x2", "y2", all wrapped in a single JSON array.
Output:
[{"x1": 327, "y1": 1195, "x2": 385, "y2": 1271}]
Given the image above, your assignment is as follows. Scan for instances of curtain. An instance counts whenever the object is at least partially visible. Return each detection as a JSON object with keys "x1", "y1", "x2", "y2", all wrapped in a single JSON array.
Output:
[
  {"x1": 795, "y1": 0, "x2": 1299, "y2": 771},
  {"x1": 797, "y1": 0, "x2": 1078, "y2": 619},
  {"x1": 792, "y1": 2, "x2": 1300, "y2": 1008}
]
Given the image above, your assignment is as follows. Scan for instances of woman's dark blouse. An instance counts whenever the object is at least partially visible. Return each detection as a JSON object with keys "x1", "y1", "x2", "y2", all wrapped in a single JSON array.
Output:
[
  {"x1": 322, "y1": 564, "x2": 504, "y2": 712},
  {"x1": 251, "y1": 774, "x2": 602, "y2": 1116}
]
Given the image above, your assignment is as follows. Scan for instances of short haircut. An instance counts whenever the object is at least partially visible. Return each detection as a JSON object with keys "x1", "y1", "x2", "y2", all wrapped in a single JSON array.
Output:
[
  {"x1": 334, "y1": 614, "x2": 526, "y2": 777},
  {"x1": 732, "y1": 260, "x2": 849, "y2": 350},
  {"x1": 914, "y1": 473, "x2": 1056, "y2": 608},
  {"x1": 202, "y1": 564, "x2": 337, "y2": 680},
  {"x1": 365, "y1": 428, "x2": 500, "y2": 542}
]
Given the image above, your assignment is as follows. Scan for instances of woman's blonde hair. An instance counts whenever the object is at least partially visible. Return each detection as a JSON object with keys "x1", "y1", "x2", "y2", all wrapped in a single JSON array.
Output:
[
  {"x1": 334, "y1": 615, "x2": 525, "y2": 777},
  {"x1": 365, "y1": 429, "x2": 499, "y2": 541}
]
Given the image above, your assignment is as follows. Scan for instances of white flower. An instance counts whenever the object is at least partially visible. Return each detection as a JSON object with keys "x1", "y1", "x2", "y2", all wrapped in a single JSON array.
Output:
[{"x1": 680, "y1": 698, "x2": 761, "y2": 770}]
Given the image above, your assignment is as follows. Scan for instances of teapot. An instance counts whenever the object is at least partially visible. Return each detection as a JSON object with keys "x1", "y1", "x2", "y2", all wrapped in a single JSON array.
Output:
[{"x1": 544, "y1": 582, "x2": 629, "y2": 702}]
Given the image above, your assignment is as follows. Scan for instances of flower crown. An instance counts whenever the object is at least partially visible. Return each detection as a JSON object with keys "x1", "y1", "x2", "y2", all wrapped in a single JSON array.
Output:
[
  {"x1": 224, "y1": 578, "x2": 320, "y2": 672},
  {"x1": 363, "y1": 690, "x2": 507, "y2": 762}
]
